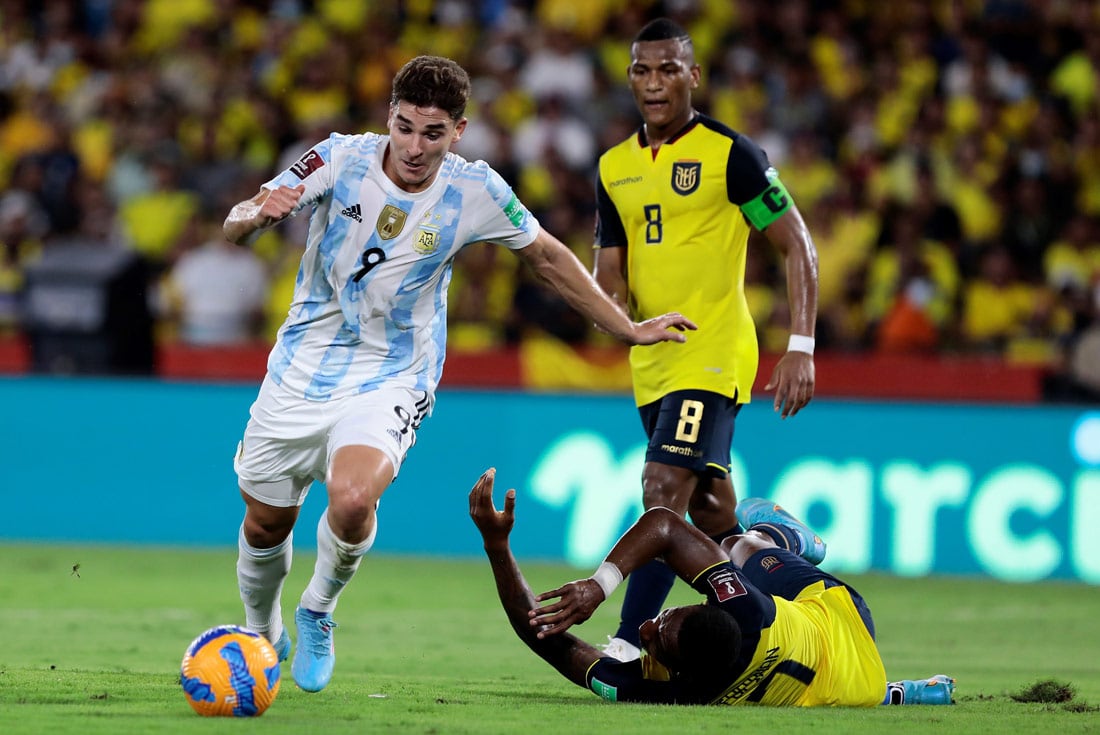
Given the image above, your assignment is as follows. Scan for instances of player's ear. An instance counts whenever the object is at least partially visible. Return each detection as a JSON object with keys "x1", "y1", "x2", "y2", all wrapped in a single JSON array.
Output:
[{"x1": 451, "y1": 117, "x2": 468, "y2": 144}]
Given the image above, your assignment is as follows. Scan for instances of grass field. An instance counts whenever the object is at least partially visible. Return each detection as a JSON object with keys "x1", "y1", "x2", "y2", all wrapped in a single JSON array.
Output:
[{"x1": 0, "y1": 543, "x2": 1097, "y2": 734}]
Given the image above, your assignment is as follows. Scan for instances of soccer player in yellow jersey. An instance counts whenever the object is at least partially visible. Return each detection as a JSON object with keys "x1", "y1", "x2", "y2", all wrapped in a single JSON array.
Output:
[
  {"x1": 469, "y1": 468, "x2": 955, "y2": 707},
  {"x1": 592, "y1": 18, "x2": 820, "y2": 661}
]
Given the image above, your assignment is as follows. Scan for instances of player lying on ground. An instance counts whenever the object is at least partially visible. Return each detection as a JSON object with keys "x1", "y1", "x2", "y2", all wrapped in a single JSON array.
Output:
[{"x1": 468, "y1": 468, "x2": 954, "y2": 706}]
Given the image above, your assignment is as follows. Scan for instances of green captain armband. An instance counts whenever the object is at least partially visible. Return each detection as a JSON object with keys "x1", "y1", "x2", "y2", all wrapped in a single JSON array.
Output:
[{"x1": 741, "y1": 170, "x2": 792, "y2": 230}]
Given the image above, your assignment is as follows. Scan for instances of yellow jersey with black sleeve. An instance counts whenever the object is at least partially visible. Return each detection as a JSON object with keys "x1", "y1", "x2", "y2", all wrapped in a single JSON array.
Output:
[
  {"x1": 595, "y1": 114, "x2": 793, "y2": 407},
  {"x1": 701, "y1": 573, "x2": 886, "y2": 707},
  {"x1": 584, "y1": 561, "x2": 886, "y2": 707}
]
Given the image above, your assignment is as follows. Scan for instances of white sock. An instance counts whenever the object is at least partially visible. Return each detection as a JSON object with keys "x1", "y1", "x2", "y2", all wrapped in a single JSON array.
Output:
[
  {"x1": 300, "y1": 508, "x2": 375, "y2": 614},
  {"x1": 237, "y1": 526, "x2": 292, "y2": 642}
]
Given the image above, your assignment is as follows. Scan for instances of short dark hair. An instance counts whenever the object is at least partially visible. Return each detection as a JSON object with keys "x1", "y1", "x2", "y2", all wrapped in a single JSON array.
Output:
[
  {"x1": 391, "y1": 55, "x2": 471, "y2": 121},
  {"x1": 633, "y1": 18, "x2": 692, "y2": 46},
  {"x1": 668, "y1": 605, "x2": 741, "y2": 679}
]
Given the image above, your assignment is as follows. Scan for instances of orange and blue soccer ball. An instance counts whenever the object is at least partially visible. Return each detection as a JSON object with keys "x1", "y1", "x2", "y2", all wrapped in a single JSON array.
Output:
[{"x1": 180, "y1": 625, "x2": 280, "y2": 716}]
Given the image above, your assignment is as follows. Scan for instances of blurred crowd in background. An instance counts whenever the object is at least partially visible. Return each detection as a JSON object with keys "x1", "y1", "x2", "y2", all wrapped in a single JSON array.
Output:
[{"x1": 1, "y1": 0, "x2": 1100, "y2": 395}]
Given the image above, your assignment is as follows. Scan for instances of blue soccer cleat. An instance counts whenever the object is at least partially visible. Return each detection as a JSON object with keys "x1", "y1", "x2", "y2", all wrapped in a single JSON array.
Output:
[
  {"x1": 272, "y1": 628, "x2": 291, "y2": 663},
  {"x1": 884, "y1": 675, "x2": 956, "y2": 705},
  {"x1": 292, "y1": 606, "x2": 338, "y2": 692},
  {"x1": 736, "y1": 497, "x2": 827, "y2": 565}
]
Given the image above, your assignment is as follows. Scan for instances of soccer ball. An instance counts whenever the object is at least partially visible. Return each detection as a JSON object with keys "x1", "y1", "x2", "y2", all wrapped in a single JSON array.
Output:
[{"x1": 180, "y1": 624, "x2": 280, "y2": 717}]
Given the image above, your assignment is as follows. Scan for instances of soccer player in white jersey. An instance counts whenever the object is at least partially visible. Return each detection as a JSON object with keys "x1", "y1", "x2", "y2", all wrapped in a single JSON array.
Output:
[{"x1": 222, "y1": 55, "x2": 696, "y2": 693}]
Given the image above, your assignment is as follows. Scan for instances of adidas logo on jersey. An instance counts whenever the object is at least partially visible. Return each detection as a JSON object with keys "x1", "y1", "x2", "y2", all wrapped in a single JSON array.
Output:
[{"x1": 341, "y1": 204, "x2": 362, "y2": 222}]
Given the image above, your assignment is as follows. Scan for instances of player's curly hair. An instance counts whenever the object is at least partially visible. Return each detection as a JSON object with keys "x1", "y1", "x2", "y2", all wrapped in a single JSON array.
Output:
[
  {"x1": 391, "y1": 55, "x2": 471, "y2": 121},
  {"x1": 667, "y1": 605, "x2": 741, "y2": 680}
]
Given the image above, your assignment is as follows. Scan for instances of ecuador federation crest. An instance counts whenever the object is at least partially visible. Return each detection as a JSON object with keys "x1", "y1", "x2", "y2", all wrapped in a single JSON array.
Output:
[
  {"x1": 376, "y1": 204, "x2": 408, "y2": 240},
  {"x1": 671, "y1": 161, "x2": 701, "y2": 196}
]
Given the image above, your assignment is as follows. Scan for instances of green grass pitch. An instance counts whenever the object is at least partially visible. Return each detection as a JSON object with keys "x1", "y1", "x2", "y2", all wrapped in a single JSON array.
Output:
[{"x1": 0, "y1": 543, "x2": 1097, "y2": 734}]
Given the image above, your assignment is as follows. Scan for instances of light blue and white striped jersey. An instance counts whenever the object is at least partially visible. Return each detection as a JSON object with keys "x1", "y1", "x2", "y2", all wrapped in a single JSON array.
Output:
[{"x1": 263, "y1": 132, "x2": 539, "y2": 402}]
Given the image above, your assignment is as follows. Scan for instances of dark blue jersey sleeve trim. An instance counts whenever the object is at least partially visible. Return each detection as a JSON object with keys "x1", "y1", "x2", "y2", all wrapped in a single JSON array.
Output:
[{"x1": 595, "y1": 172, "x2": 628, "y2": 248}]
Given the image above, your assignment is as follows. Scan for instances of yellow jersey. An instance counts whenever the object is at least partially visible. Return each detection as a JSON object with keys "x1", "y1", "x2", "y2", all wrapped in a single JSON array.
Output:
[
  {"x1": 595, "y1": 115, "x2": 794, "y2": 406},
  {"x1": 586, "y1": 561, "x2": 887, "y2": 707}
]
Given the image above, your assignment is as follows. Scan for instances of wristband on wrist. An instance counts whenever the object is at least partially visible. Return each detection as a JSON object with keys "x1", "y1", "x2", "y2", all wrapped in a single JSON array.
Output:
[
  {"x1": 787, "y1": 334, "x2": 815, "y2": 355},
  {"x1": 591, "y1": 561, "x2": 623, "y2": 599}
]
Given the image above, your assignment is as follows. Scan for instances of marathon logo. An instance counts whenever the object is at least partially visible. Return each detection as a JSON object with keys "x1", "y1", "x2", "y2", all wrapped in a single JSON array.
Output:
[
  {"x1": 659, "y1": 444, "x2": 702, "y2": 458},
  {"x1": 609, "y1": 175, "x2": 642, "y2": 188},
  {"x1": 290, "y1": 149, "x2": 325, "y2": 180}
]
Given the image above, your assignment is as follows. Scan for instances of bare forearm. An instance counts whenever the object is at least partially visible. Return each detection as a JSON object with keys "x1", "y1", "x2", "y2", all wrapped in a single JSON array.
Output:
[
  {"x1": 604, "y1": 508, "x2": 725, "y2": 581},
  {"x1": 785, "y1": 243, "x2": 818, "y2": 337},
  {"x1": 524, "y1": 240, "x2": 635, "y2": 341},
  {"x1": 224, "y1": 186, "x2": 304, "y2": 246},
  {"x1": 544, "y1": 258, "x2": 634, "y2": 340},
  {"x1": 484, "y1": 543, "x2": 596, "y2": 687},
  {"x1": 768, "y1": 208, "x2": 819, "y2": 336},
  {"x1": 223, "y1": 198, "x2": 266, "y2": 246}
]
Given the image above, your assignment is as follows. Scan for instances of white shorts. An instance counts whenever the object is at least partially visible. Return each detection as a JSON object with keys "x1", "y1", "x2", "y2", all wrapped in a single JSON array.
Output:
[{"x1": 234, "y1": 375, "x2": 433, "y2": 507}]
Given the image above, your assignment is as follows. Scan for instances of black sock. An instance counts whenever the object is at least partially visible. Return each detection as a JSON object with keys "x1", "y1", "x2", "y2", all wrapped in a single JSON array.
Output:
[
  {"x1": 708, "y1": 523, "x2": 744, "y2": 545},
  {"x1": 613, "y1": 559, "x2": 676, "y2": 646},
  {"x1": 748, "y1": 522, "x2": 804, "y2": 556}
]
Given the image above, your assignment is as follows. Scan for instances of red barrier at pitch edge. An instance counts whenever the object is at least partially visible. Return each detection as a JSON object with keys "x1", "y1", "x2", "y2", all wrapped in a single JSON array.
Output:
[{"x1": 0, "y1": 336, "x2": 1046, "y2": 403}]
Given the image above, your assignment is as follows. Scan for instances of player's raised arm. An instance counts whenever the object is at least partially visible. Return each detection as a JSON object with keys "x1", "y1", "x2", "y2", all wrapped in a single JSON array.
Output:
[
  {"x1": 468, "y1": 469, "x2": 602, "y2": 687},
  {"x1": 515, "y1": 229, "x2": 697, "y2": 346}
]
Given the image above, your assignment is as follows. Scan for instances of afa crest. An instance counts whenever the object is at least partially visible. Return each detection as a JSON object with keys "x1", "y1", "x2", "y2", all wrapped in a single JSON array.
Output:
[
  {"x1": 413, "y1": 228, "x2": 440, "y2": 254},
  {"x1": 671, "y1": 161, "x2": 701, "y2": 195}
]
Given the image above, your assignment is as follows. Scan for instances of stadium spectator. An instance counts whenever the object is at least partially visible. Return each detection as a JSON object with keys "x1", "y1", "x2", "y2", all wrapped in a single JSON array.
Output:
[
  {"x1": 446, "y1": 242, "x2": 519, "y2": 351},
  {"x1": 907, "y1": 161, "x2": 963, "y2": 256},
  {"x1": 0, "y1": 185, "x2": 46, "y2": 334},
  {"x1": 865, "y1": 206, "x2": 959, "y2": 353},
  {"x1": 804, "y1": 187, "x2": 878, "y2": 351},
  {"x1": 960, "y1": 244, "x2": 1039, "y2": 353},
  {"x1": 114, "y1": 143, "x2": 199, "y2": 271},
  {"x1": 517, "y1": 25, "x2": 598, "y2": 105},
  {"x1": 1, "y1": 0, "x2": 1099, "y2": 384},
  {"x1": 1044, "y1": 214, "x2": 1100, "y2": 295},
  {"x1": 1002, "y1": 175, "x2": 1058, "y2": 277},
  {"x1": 158, "y1": 214, "x2": 269, "y2": 346},
  {"x1": 468, "y1": 468, "x2": 956, "y2": 706},
  {"x1": 781, "y1": 129, "x2": 838, "y2": 214},
  {"x1": 511, "y1": 94, "x2": 597, "y2": 173},
  {"x1": 590, "y1": 18, "x2": 819, "y2": 662},
  {"x1": 221, "y1": 54, "x2": 696, "y2": 694}
]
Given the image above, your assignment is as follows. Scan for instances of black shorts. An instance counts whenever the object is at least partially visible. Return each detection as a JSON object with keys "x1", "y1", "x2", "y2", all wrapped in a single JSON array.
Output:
[
  {"x1": 740, "y1": 548, "x2": 877, "y2": 640},
  {"x1": 638, "y1": 389, "x2": 741, "y2": 478}
]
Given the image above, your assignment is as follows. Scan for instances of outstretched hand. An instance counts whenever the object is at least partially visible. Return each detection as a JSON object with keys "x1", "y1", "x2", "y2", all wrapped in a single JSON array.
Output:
[
  {"x1": 631, "y1": 312, "x2": 698, "y2": 345},
  {"x1": 468, "y1": 468, "x2": 515, "y2": 549},
  {"x1": 529, "y1": 578, "x2": 605, "y2": 638},
  {"x1": 765, "y1": 351, "x2": 815, "y2": 418}
]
